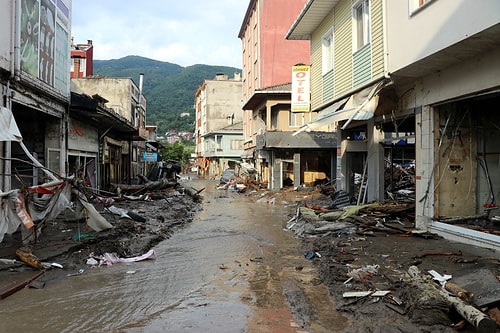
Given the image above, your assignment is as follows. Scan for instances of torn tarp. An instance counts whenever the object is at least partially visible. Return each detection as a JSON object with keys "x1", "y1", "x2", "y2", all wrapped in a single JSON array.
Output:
[
  {"x1": 88, "y1": 249, "x2": 157, "y2": 266},
  {"x1": 76, "y1": 192, "x2": 113, "y2": 232},
  {"x1": 0, "y1": 181, "x2": 113, "y2": 243},
  {"x1": 0, "y1": 106, "x2": 22, "y2": 142}
]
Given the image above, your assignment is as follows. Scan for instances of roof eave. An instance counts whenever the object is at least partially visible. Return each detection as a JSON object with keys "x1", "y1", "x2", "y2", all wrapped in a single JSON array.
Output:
[{"x1": 286, "y1": 0, "x2": 339, "y2": 40}]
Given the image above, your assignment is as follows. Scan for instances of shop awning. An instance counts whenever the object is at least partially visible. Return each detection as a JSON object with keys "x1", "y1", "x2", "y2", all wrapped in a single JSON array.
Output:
[
  {"x1": 293, "y1": 80, "x2": 386, "y2": 135},
  {"x1": 0, "y1": 107, "x2": 22, "y2": 142}
]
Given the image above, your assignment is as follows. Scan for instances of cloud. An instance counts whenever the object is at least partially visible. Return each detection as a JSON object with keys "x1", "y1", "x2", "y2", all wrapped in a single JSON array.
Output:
[{"x1": 71, "y1": 0, "x2": 247, "y2": 68}]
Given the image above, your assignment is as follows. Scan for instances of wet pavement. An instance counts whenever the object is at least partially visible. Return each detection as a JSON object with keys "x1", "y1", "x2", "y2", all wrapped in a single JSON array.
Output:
[
  {"x1": 0, "y1": 179, "x2": 347, "y2": 333},
  {"x1": 2, "y1": 178, "x2": 498, "y2": 332}
]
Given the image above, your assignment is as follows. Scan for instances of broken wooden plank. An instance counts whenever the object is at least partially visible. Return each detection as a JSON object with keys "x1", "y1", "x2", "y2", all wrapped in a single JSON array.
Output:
[
  {"x1": 342, "y1": 290, "x2": 391, "y2": 298},
  {"x1": 0, "y1": 270, "x2": 45, "y2": 300},
  {"x1": 110, "y1": 178, "x2": 177, "y2": 192}
]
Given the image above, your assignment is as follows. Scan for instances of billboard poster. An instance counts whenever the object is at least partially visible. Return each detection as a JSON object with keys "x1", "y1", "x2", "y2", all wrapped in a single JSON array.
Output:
[
  {"x1": 291, "y1": 65, "x2": 311, "y2": 113},
  {"x1": 20, "y1": 0, "x2": 40, "y2": 78},
  {"x1": 40, "y1": 0, "x2": 56, "y2": 85},
  {"x1": 20, "y1": 0, "x2": 71, "y2": 95}
]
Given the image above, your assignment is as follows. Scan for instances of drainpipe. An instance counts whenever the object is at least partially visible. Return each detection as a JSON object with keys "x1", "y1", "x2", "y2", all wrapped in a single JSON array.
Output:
[
  {"x1": 382, "y1": 0, "x2": 391, "y2": 80},
  {"x1": 13, "y1": 0, "x2": 21, "y2": 80},
  {"x1": 3, "y1": 1, "x2": 19, "y2": 191},
  {"x1": 138, "y1": 73, "x2": 144, "y2": 179}
]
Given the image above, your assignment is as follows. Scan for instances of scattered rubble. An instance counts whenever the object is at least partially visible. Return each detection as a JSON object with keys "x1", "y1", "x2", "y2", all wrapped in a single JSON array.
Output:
[
  {"x1": 0, "y1": 173, "x2": 203, "y2": 300},
  {"x1": 282, "y1": 187, "x2": 500, "y2": 332},
  {"x1": 1, "y1": 174, "x2": 499, "y2": 332}
]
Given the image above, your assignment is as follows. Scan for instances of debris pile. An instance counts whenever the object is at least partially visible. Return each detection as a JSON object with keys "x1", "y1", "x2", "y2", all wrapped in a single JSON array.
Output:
[
  {"x1": 384, "y1": 159, "x2": 416, "y2": 203},
  {"x1": 0, "y1": 171, "x2": 203, "y2": 300},
  {"x1": 286, "y1": 193, "x2": 500, "y2": 332},
  {"x1": 288, "y1": 201, "x2": 416, "y2": 238}
]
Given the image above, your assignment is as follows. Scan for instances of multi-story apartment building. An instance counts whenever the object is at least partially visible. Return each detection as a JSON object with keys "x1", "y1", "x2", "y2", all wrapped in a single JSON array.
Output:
[
  {"x1": 287, "y1": 0, "x2": 390, "y2": 197},
  {"x1": 239, "y1": 0, "x2": 338, "y2": 189},
  {"x1": 287, "y1": 0, "x2": 500, "y2": 249},
  {"x1": 70, "y1": 38, "x2": 93, "y2": 78},
  {"x1": 202, "y1": 121, "x2": 244, "y2": 177},
  {"x1": 386, "y1": 0, "x2": 500, "y2": 249},
  {"x1": 0, "y1": 0, "x2": 72, "y2": 191},
  {"x1": 238, "y1": 0, "x2": 310, "y2": 153},
  {"x1": 194, "y1": 73, "x2": 243, "y2": 177}
]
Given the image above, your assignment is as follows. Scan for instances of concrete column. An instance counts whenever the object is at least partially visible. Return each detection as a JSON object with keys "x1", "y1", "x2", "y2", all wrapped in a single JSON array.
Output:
[
  {"x1": 337, "y1": 127, "x2": 347, "y2": 192},
  {"x1": 293, "y1": 152, "x2": 300, "y2": 188},
  {"x1": 266, "y1": 104, "x2": 272, "y2": 131},
  {"x1": 367, "y1": 119, "x2": 385, "y2": 202},
  {"x1": 415, "y1": 105, "x2": 434, "y2": 230}
]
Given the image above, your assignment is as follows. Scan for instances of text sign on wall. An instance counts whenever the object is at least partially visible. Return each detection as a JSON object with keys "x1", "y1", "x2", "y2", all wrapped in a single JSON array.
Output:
[
  {"x1": 291, "y1": 65, "x2": 311, "y2": 113},
  {"x1": 141, "y1": 152, "x2": 158, "y2": 162}
]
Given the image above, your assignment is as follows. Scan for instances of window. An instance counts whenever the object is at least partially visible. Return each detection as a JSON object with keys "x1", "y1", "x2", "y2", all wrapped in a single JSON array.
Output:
[
  {"x1": 322, "y1": 28, "x2": 334, "y2": 75},
  {"x1": 409, "y1": 0, "x2": 435, "y2": 15},
  {"x1": 289, "y1": 112, "x2": 305, "y2": 128},
  {"x1": 230, "y1": 139, "x2": 243, "y2": 150},
  {"x1": 353, "y1": 0, "x2": 370, "y2": 51}
]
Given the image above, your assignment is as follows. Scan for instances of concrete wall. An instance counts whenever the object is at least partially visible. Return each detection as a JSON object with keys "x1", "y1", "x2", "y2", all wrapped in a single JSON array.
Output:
[
  {"x1": 72, "y1": 78, "x2": 135, "y2": 122},
  {"x1": 259, "y1": 0, "x2": 310, "y2": 90},
  {"x1": 386, "y1": 0, "x2": 500, "y2": 74},
  {"x1": 0, "y1": 1, "x2": 13, "y2": 71},
  {"x1": 205, "y1": 79, "x2": 243, "y2": 132},
  {"x1": 68, "y1": 118, "x2": 99, "y2": 152}
]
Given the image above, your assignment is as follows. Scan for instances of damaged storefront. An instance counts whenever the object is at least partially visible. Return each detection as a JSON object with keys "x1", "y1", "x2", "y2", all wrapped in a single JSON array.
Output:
[
  {"x1": 243, "y1": 83, "x2": 337, "y2": 190},
  {"x1": 256, "y1": 131, "x2": 336, "y2": 190},
  {"x1": 423, "y1": 94, "x2": 500, "y2": 247},
  {"x1": 69, "y1": 91, "x2": 140, "y2": 192},
  {"x1": 67, "y1": 117, "x2": 98, "y2": 189},
  {"x1": 331, "y1": 81, "x2": 500, "y2": 249}
]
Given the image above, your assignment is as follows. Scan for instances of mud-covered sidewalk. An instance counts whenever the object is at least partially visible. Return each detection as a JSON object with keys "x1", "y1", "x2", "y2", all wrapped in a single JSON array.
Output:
[
  {"x1": 0, "y1": 181, "x2": 203, "y2": 299},
  {"x1": 270, "y1": 187, "x2": 500, "y2": 333}
]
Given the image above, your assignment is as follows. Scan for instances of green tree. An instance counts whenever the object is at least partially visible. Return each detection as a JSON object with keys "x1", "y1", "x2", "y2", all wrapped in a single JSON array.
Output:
[{"x1": 159, "y1": 142, "x2": 195, "y2": 171}]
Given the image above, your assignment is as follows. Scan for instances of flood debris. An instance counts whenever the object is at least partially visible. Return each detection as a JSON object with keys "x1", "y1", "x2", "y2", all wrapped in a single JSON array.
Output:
[
  {"x1": 408, "y1": 266, "x2": 497, "y2": 333},
  {"x1": 86, "y1": 249, "x2": 156, "y2": 267},
  {"x1": 67, "y1": 268, "x2": 85, "y2": 277},
  {"x1": 0, "y1": 270, "x2": 46, "y2": 300},
  {"x1": 280, "y1": 186, "x2": 500, "y2": 331},
  {"x1": 1, "y1": 154, "x2": 202, "y2": 301},
  {"x1": 287, "y1": 200, "x2": 415, "y2": 238},
  {"x1": 15, "y1": 247, "x2": 43, "y2": 269}
]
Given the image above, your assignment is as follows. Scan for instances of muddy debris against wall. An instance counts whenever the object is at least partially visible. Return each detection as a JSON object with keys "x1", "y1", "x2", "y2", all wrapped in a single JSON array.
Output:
[{"x1": 285, "y1": 191, "x2": 500, "y2": 332}]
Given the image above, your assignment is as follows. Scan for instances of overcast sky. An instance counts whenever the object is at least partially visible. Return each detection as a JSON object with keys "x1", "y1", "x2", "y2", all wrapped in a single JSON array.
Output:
[{"x1": 71, "y1": 0, "x2": 249, "y2": 68}]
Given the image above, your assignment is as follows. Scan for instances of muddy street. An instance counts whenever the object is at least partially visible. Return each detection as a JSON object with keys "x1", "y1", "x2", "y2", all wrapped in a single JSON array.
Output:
[{"x1": 0, "y1": 179, "x2": 347, "y2": 333}]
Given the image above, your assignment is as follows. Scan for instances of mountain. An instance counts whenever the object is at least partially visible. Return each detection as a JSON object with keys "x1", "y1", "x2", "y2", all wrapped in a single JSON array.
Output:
[{"x1": 93, "y1": 56, "x2": 241, "y2": 134}]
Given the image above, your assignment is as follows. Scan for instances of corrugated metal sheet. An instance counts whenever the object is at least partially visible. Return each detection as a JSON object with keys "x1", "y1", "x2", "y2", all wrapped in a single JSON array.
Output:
[
  {"x1": 371, "y1": 0, "x2": 385, "y2": 78},
  {"x1": 333, "y1": 0, "x2": 353, "y2": 99},
  {"x1": 322, "y1": 71, "x2": 335, "y2": 102},
  {"x1": 310, "y1": 11, "x2": 334, "y2": 110},
  {"x1": 353, "y1": 44, "x2": 372, "y2": 87}
]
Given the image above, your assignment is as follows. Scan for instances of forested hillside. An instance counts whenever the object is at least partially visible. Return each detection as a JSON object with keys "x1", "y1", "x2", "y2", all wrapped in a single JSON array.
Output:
[{"x1": 93, "y1": 56, "x2": 240, "y2": 134}]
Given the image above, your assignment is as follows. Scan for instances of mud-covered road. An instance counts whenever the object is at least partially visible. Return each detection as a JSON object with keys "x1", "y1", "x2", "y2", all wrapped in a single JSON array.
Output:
[
  {"x1": 0, "y1": 179, "x2": 348, "y2": 332},
  {"x1": 0, "y1": 178, "x2": 498, "y2": 332}
]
